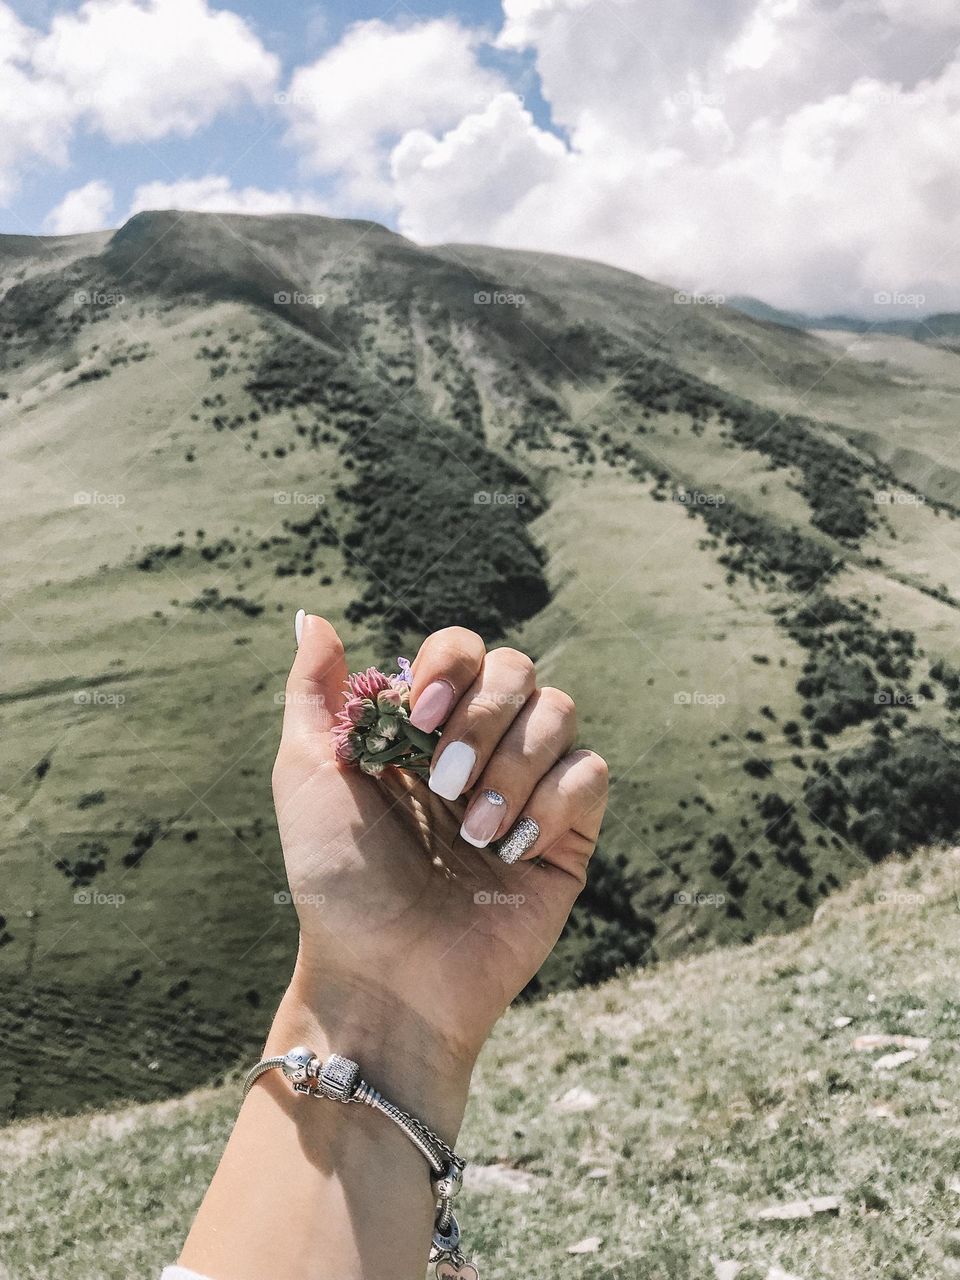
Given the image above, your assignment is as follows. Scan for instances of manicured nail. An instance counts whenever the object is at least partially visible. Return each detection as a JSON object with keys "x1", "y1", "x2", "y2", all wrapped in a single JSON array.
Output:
[
  {"x1": 498, "y1": 817, "x2": 540, "y2": 864},
  {"x1": 460, "y1": 789, "x2": 507, "y2": 848},
  {"x1": 429, "y1": 741, "x2": 476, "y2": 800},
  {"x1": 410, "y1": 679, "x2": 455, "y2": 732},
  {"x1": 294, "y1": 608, "x2": 305, "y2": 646}
]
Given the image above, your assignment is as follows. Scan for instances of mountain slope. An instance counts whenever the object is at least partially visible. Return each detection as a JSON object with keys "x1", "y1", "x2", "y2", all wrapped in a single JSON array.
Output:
[
  {"x1": 4, "y1": 210, "x2": 960, "y2": 1119},
  {"x1": 729, "y1": 293, "x2": 960, "y2": 343},
  {"x1": 440, "y1": 242, "x2": 960, "y2": 501},
  {"x1": 2, "y1": 846, "x2": 958, "y2": 1280}
]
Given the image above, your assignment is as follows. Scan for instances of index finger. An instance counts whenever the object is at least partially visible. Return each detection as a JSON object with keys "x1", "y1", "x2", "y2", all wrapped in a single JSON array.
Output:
[{"x1": 409, "y1": 626, "x2": 486, "y2": 732}]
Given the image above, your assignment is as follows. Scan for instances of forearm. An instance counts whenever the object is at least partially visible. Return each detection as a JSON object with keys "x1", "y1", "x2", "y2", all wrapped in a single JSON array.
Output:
[{"x1": 178, "y1": 968, "x2": 473, "y2": 1280}]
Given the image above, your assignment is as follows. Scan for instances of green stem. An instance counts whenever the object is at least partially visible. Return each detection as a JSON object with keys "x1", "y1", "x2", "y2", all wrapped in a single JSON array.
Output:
[{"x1": 399, "y1": 720, "x2": 442, "y2": 755}]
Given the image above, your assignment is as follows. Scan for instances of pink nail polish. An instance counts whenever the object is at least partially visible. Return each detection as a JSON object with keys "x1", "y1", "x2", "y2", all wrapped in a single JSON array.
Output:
[{"x1": 409, "y1": 679, "x2": 455, "y2": 732}]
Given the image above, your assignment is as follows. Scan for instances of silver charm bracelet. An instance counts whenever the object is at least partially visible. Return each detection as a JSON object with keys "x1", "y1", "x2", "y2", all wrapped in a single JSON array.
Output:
[{"x1": 243, "y1": 1046, "x2": 477, "y2": 1277}]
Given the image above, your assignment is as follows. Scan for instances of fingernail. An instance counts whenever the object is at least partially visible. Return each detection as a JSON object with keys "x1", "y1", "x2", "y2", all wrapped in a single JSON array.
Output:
[
  {"x1": 498, "y1": 817, "x2": 540, "y2": 865},
  {"x1": 410, "y1": 679, "x2": 455, "y2": 732},
  {"x1": 428, "y1": 741, "x2": 476, "y2": 800},
  {"x1": 460, "y1": 789, "x2": 507, "y2": 848},
  {"x1": 294, "y1": 608, "x2": 305, "y2": 646}
]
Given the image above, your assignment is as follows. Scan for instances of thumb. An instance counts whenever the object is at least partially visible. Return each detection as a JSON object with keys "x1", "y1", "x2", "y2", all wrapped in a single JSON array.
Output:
[{"x1": 280, "y1": 611, "x2": 348, "y2": 753}]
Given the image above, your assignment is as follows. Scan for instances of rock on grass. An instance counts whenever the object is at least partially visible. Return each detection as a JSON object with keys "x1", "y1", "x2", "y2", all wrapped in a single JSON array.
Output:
[{"x1": 757, "y1": 1196, "x2": 842, "y2": 1221}]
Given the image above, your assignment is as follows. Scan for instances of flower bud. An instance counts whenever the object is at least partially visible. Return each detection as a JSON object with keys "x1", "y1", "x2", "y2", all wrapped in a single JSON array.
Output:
[
  {"x1": 375, "y1": 715, "x2": 399, "y2": 741},
  {"x1": 357, "y1": 698, "x2": 377, "y2": 727},
  {"x1": 336, "y1": 663, "x2": 441, "y2": 779},
  {"x1": 343, "y1": 697, "x2": 367, "y2": 725},
  {"x1": 333, "y1": 731, "x2": 361, "y2": 762}
]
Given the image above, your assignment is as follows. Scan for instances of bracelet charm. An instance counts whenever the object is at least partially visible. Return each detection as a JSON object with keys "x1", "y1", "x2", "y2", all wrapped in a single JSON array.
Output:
[
  {"x1": 429, "y1": 1210, "x2": 479, "y2": 1279},
  {"x1": 317, "y1": 1052, "x2": 361, "y2": 1101},
  {"x1": 244, "y1": 1046, "x2": 480, "y2": 1278},
  {"x1": 434, "y1": 1261, "x2": 480, "y2": 1280}
]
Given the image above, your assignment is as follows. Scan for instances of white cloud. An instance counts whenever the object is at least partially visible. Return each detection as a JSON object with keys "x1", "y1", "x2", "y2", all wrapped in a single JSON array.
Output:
[
  {"x1": 4, "y1": 0, "x2": 960, "y2": 309},
  {"x1": 392, "y1": 93, "x2": 568, "y2": 244},
  {"x1": 44, "y1": 179, "x2": 115, "y2": 233},
  {"x1": 0, "y1": 0, "x2": 278, "y2": 203},
  {"x1": 0, "y1": 3, "x2": 76, "y2": 204},
  {"x1": 284, "y1": 18, "x2": 505, "y2": 207},
  {"x1": 126, "y1": 175, "x2": 328, "y2": 217},
  {"x1": 34, "y1": 0, "x2": 279, "y2": 143},
  {"x1": 375, "y1": 0, "x2": 960, "y2": 311}
]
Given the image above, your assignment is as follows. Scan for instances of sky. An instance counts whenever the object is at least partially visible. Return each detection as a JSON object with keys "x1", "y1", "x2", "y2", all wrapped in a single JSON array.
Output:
[{"x1": 2, "y1": 0, "x2": 960, "y2": 312}]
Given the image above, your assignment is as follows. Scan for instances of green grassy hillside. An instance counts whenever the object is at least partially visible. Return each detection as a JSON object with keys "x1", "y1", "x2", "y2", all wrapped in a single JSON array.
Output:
[
  {"x1": 449, "y1": 243, "x2": 960, "y2": 504},
  {"x1": 2, "y1": 846, "x2": 958, "y2": 1280},
  {"x1": 5, "y1": 211, "x2": 960, "y2": 1118}
]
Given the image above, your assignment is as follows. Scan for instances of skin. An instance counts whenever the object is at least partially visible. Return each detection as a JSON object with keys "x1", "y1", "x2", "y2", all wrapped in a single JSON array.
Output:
[{"x1": 178, "y1": 617, "x2": 609, "y2": 1280}]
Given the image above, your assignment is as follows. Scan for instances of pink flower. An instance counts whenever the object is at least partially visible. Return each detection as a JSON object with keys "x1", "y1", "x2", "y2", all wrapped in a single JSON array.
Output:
[
  {"x1": 332, "y1": 725, "x2": 361, "y2": 762},
  {"x1": 332, "y1": 660, "x2": 439, "y2": 776},
  {"x1": 347, "y1": 666, "x2": 392, "y2": 700},
  {"x1": 343, "y1": 697, "x2": 368, "y2": 725}
]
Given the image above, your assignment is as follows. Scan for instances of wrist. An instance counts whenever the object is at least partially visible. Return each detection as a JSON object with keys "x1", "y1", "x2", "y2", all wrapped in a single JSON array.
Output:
[
  {"x1": 183, "y1": 965, "x2": 471, "y2": 1280},
  {"x1": 265, "y1": 964, "x2": 474, "y2": 1149}
]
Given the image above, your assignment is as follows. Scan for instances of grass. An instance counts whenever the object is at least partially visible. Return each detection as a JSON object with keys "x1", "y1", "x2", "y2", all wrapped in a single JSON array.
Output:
[
  {"x1": 1, "y1": 845, "x2": 958, "y2": 1279},
  {"x1": 515, "y1": 466, "x2": 828, "y2": 955},
  {"x1": 6, "y1": 210, "x2": 960, "y2": 1117}
]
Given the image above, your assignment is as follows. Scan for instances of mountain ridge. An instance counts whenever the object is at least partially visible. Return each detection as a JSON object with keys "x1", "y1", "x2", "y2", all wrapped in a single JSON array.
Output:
[{"x1": 729, "y1": 291, "x2": 960, "y2": 344}]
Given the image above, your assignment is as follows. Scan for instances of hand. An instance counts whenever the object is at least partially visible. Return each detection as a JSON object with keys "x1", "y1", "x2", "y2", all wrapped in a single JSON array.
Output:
[
  {"x1": 272, "y1": 618, "x2": 609, "y2": 1087},
  {"x1": 180, "y1": 618, "x2": 608, "y2": 1280}
]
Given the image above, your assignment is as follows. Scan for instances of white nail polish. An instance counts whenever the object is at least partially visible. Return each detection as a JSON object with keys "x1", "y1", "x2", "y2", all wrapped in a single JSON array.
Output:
[
  {"x1": 428, "y1": 741, "x2": 476, "y2": 801},
  {"x1": 294, "y1": 608, "x2": 305, "y2": 646}
]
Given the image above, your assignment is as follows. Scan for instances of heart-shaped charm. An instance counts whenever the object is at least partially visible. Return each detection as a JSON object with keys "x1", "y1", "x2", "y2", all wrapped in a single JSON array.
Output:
[{"x1": 435, "y1": 1261, "x2": 480, "y2": 1280}]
